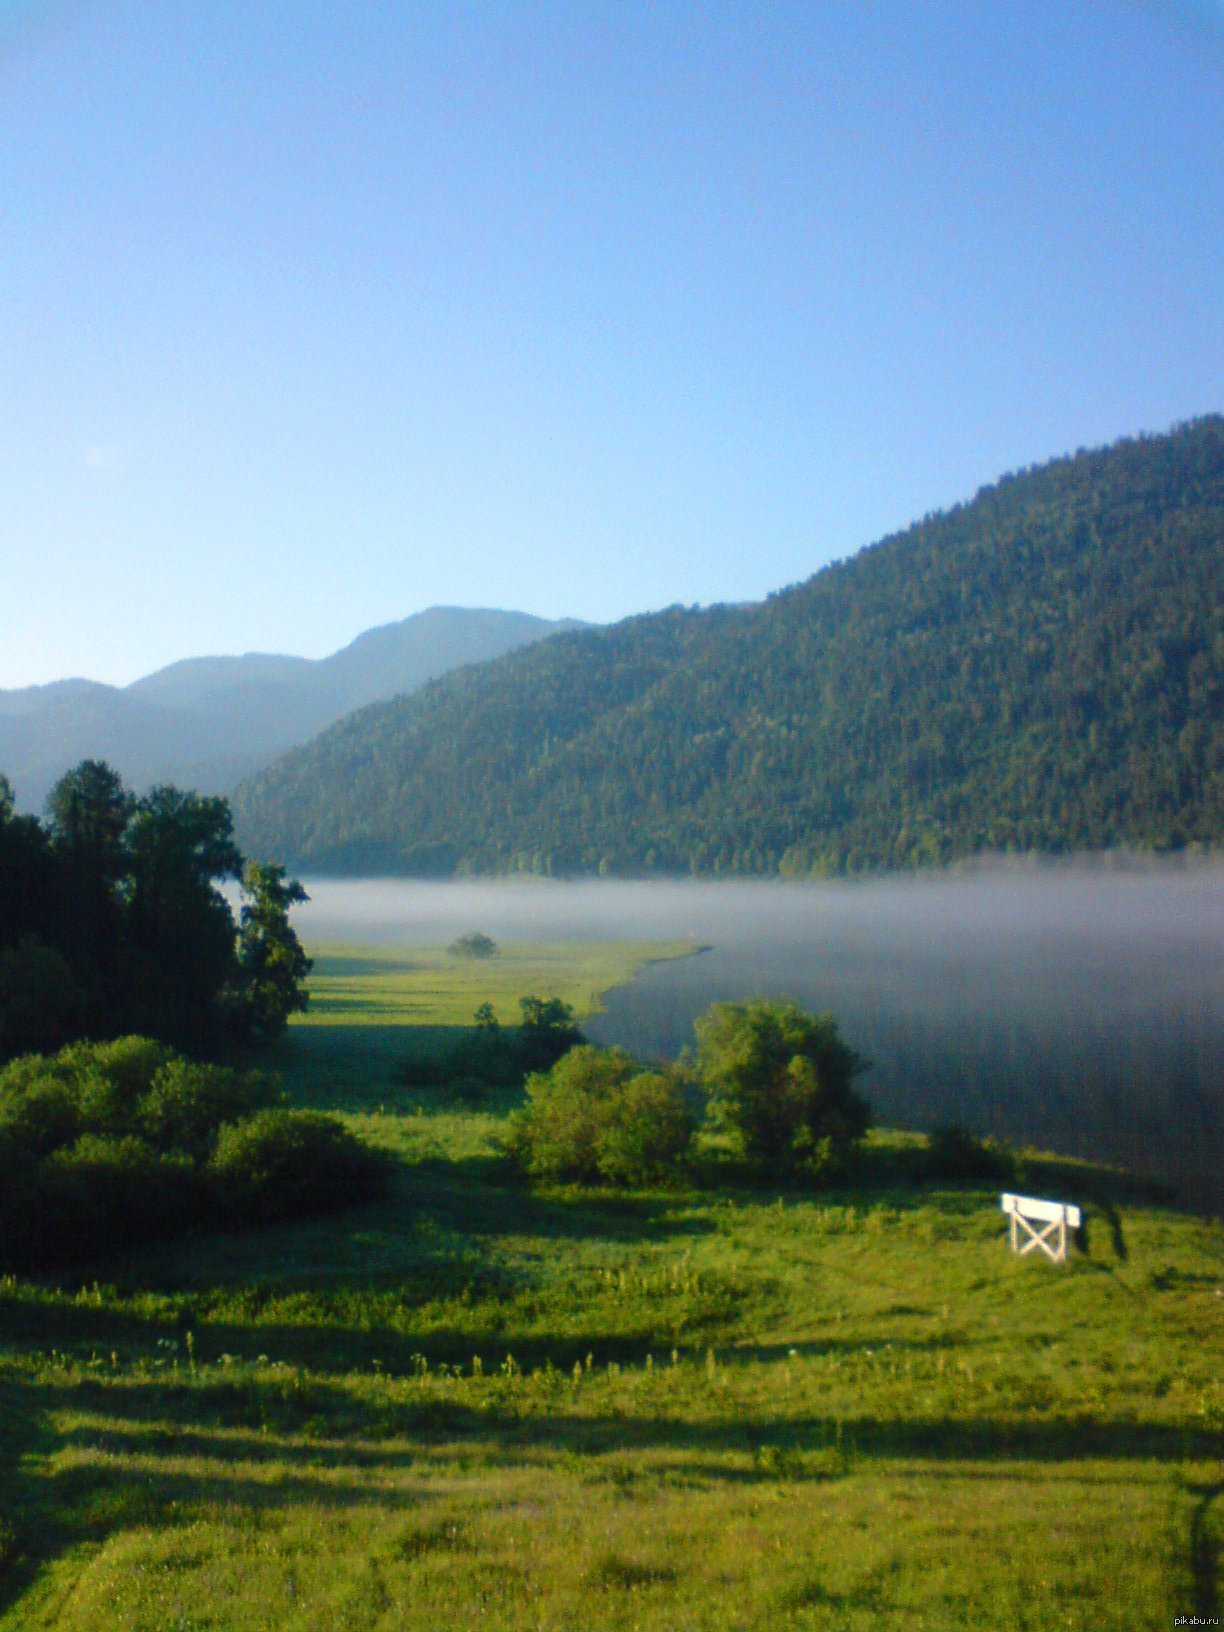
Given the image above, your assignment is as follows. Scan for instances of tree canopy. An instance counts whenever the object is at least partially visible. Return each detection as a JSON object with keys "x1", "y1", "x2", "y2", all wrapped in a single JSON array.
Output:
[
  {"x1": 695, "y1": 999, "x2": 870, "y2": 1176},
  {"x1": 0, "y1": 762, "x2": 311, "y2": 1061},
  {"x1": 232, "y1": 863, "x2": 313, "y2": 1038}
]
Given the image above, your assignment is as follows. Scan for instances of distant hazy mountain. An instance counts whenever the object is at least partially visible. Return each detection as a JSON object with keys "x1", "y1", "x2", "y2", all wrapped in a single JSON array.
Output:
[
  {"x1": 233, "y1": 418, "x2": 1224, "y2": 877},
  {"x1": 0, "y1": 607, "x2": 584, "y2": 811}
]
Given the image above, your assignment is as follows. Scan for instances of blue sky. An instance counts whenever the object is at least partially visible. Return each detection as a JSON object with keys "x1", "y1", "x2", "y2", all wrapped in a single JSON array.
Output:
[{"x1": 1, "y1": 0, "x2": 1221, "y2": 687}]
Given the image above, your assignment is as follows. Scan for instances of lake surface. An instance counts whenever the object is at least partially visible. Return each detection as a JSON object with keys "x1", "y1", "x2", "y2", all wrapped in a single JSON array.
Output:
[{"x1": 292, "y1": 866, "x2": 1224, "y2": 1213}]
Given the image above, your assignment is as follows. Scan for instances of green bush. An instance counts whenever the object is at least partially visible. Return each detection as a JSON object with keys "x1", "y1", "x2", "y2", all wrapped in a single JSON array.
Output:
[
  {"x1": 66, "y1": 1036, "x2": 176, "y2": 1138},
  {"x1": 694, "y1": 999, "x2": 870, "y2": 1178},
  {"x1": 211, "y1": 1109, "x2": 389, "y2": 1224},
  {"x1": 0, "y1": 1038, "x2": 386, "y2": 1271},
  {"x1": 0, "y1": 1069, "x2": 80, "y2": 1160},
  {"x1": 399, "y1": 998, "x2": 586, "y2": 1093},
  {"x1": 438, "y1": 1005, "x2": 521, "y2": 1090},
  {"x1": 595, "y1": 1068, "x2": 696, "y2": 1185},
  {"x1": 515, "y1": 996, "x2": 584, "y2": 1075},
  {"x1": 509, "y1": 1046, "x2": 633, "y2": 1182},
  {"x1": 40, "y1": 1135, "x2": 204, "y2": 1263},
  {"x1": 509, "y1": 1045, "x2": 695, "y2": 1186},
  {"x1": 139, "y1": 1058, "x2": 281, "y2": 1160}
]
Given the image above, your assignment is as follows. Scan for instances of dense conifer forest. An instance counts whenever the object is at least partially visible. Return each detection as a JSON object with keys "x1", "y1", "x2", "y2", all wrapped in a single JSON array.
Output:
[{"x1": 234, "y1": 419, "x2": 1224, "y2": 876}]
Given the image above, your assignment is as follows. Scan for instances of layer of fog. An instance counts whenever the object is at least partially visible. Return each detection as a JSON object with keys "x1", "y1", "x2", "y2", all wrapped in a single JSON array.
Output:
[{"x1": 292, "y1": 862, "x2": 1223, "y2": 1212}]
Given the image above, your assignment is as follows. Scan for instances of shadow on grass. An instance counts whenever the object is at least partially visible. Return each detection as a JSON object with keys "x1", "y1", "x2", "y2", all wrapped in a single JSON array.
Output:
[
  {"x1": 0, "y1": 1368, "x2": 445, "y2": 1619},
  {"x1": 247, "y1": 1024, "x2": 472, "y2": 1112},
  {"x1": 10, "y1": 1302, "x2": 984, "y2": 1378},
  {"x1": 31, "y1": 1366, "x2": 1224, "y2": 1480},
  {"x1": 0, "y1": 1143, "x2": 1166, "y2": 1384},
  {"x1": 0, "y1": 1373, "x2": 70, "y2": 1617},
  {"x1": 49, "y1": 1385, "x2": 1224, "y2": 1469},
  {"x1": 13, "y1": 1142, "x2": 719, "y2": 1282},
  {"x1": 302, "y1": 997, "x2": 436, "y2": 1019},
  {"x1": 308, "y1": 955, "x2": 422, "y2": 979},
  {"x1": 7, "y1": 1360, "x2": 1220, "y2": 1616},
  {"x1": 1187, "y1": 1478, "x2": 1223, "y2": 1621}
]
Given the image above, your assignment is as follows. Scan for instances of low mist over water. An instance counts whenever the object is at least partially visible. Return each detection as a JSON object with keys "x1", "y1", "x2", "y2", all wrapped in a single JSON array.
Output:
[{"x1": 294, "y1": 863, "x2": 1223, "y2": 1212}]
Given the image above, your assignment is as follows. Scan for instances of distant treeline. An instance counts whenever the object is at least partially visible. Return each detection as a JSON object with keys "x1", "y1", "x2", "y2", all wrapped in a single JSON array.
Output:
[
  {"x1": 234, "y1": 417, "x2": 1224, "y2": 877},
  {"x1": 0, "y1": 760, "x2": 310, "y2": 1062}
]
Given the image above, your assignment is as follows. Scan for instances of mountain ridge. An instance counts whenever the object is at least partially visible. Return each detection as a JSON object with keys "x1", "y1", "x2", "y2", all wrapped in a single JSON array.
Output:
[
  {"x1": 232, "y1": 418, "x2": 1224, "y2": 877},
  {"x1": 1, "y1": 607, "x2": 585, "y2": 810}
]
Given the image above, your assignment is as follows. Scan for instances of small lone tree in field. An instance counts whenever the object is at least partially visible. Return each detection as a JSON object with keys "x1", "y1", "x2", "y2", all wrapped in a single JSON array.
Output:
[
  {"x1": 449, "y1": 931, "x2": 498, "y2": 960},
  {"x1": 694, "y1": 998, "x2": 869, "y2": 1178}
]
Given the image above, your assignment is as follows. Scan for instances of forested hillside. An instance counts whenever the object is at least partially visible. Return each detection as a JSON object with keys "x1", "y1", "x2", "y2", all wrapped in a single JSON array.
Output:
[{"x1": 234, "y1": 419, "x2": 1224, "y2": 877}]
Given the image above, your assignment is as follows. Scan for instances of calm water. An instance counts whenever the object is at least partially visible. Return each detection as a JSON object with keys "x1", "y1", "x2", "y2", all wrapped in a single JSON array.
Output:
[{"x1": 292, "y1": 866, "x2": 1224, "y2": 1212}]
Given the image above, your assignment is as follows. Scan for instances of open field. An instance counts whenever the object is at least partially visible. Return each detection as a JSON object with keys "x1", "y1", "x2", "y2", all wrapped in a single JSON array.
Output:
[
  {"x1": 0, "y1": 941, "x2": 1221, "y2": 1629},
  {"x1": 299, "y1": 941, "x2": 704, "y2": 1030},
  {"x1": 271, "y1": 938, "x2": 702, "y2": 1109}
]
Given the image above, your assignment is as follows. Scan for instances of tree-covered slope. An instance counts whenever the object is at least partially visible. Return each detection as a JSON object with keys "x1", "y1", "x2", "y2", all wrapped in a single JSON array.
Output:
[{"x1": 233, "y1": 419, "x2": 1224, "y2": 876}]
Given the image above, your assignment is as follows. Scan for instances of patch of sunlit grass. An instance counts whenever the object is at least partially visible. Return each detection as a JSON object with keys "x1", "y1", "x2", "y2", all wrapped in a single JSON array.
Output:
[{"x1": 293, "y1": 940, "x2": 702, "y2": 1029}]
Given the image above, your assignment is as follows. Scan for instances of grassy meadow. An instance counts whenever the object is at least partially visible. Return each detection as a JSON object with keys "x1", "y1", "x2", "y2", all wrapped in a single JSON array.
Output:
[
  {"x1": 274, "y1": 939, "x2": 703, "y2": 1107},
  {"x1": 0, "y1": 939, "x2": 1221, "y2": 1629}
]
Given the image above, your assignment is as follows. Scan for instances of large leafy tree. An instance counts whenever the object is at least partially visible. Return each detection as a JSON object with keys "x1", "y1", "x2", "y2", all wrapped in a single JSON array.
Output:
[
  {"x1": 0, "y1": 775, "x2": 83, "y2": 1054},
  {"x1": 0, "y1": 774, "x2": 55, "y2": 950},
  {"x1": 0, "y1": 761, "x2": 311, "y2": 1060},
  {"x1": 45, "y1": 759, "x2": 132, "y2": 1003},
  {"x1": 231, "y1": 862, "x2": 312, "y2": 1037},
  {"x1": 694, "y1": 999, "x2": 869, "y2": 1176},
  {"x1": 126, "y1": 786, "x2": 243, "y2": 1049},
  {"x1": 46, "y1": 759, "x2": 131, "y2": 882}
]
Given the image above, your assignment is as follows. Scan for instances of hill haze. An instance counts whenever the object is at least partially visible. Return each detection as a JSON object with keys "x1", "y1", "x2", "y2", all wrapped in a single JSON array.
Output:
[
  {"x1": 233, "y1": 419, "x2": 1224, "y2": 877},
  {"x1": 0, "y1": 607, "x2": 583, "y2": 811}
]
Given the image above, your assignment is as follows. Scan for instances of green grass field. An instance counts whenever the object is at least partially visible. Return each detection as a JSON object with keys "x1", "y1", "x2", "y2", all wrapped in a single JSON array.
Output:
[
  {"x1": 298, "y1": 940, "x2": 703, "y2": 1028},
  {"x1": 269, "y1": 939, "x2": 702, "y2": 1108},
  {"x1": 0, "y1": 940, "x2": 1220, "y2": 1630}
]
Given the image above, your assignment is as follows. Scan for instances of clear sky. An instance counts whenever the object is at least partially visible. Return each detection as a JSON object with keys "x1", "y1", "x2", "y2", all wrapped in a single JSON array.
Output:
[{"x1": 1, "y1": 0, "x2": 1221, "y2": 688}]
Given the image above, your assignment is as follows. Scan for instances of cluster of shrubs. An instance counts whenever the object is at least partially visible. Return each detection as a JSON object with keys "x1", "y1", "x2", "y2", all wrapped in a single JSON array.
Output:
[
  {"x1": 0, "y1": 1037, "x2": 387, "y2": 1272},
  {"x1": 507, "y1": 1046, "x2": 697, "y2": 1185},
  {"x1": 399, "y1": 991, "x2": 1019, "y2": 1195},
  {"x1": 508, "y1": 998, "x2": 873, "y2": 1188}
]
